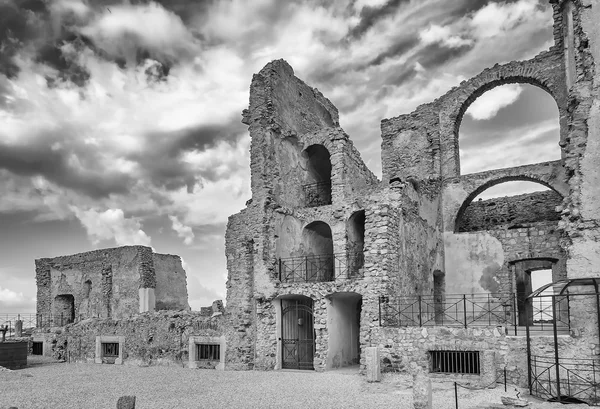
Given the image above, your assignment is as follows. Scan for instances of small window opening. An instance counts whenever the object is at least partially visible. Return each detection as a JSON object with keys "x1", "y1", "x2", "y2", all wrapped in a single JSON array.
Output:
[
  {"x1": 196, "y1": 344, "x2": 220, "y2": 361},
  {"x1": 32, "y1": 342, "x2": 43, "y2": 355},
  {"x1": 429, "y1": 350, "x2": 480, "y2": 375},
  {"x1": 102, "y1": 342, "x2": 119, "y2": 358}
]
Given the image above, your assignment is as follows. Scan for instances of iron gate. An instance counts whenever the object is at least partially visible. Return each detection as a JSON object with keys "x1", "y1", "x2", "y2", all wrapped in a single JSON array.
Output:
[{"x1": 281, "y1": 298, "x2": 314, "y2": 370}]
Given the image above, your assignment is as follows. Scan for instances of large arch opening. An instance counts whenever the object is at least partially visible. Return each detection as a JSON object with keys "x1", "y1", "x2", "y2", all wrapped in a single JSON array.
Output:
[
  {"x1": 302, "y1": 144, "x2": 332, "y2": 207},
  {"x1": 346, "y1": 211, "x2": 365, "y2": 278},
  {"x1": 53, "y1": 294, "x2": 75, "y2": 326},
  {"x1": 326, "y1": 292, "x2": 362, "y2": 370},
  {"x1": 457, "y1": 83, "x2": 561, "y2": 175},
  {"x1": 301, "y1": 221, "x2": 334, "y2": 281}
]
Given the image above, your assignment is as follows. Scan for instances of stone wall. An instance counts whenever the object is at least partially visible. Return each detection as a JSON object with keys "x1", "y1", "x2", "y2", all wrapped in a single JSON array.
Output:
[
  {"x1": 51, "y1": 309, "x2": 224, "y2": 366},
  {"x1": 35, "y1": 246, "x2": 189, "y2": 322},
  {"x1": 153, "y1": 253, "x2": 190, "y2": 311},
  {"x1": 458, "y1": 191, "x2": 562, "y2": 232},
  {"x1": 370, "y1": 325, "x2": 591, "y2": 387}
]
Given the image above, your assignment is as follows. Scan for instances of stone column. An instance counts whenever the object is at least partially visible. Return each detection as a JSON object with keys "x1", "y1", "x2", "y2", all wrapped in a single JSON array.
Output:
[
  {"x1": 480, "y1": 350, "x2": 496, "y2": 388},
  {"x1": 413, "y1": 369, "x2": 432, "y2": 409},
  {"x1": 15, "y1": 320, "x2": 23, "y2": 337},
  {"x1": 365, "y1": 346, "x2": 381, "y2": 382}
]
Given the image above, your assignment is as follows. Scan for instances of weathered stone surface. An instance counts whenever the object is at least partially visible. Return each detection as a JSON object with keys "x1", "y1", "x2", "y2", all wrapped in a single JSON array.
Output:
[
  {"x1": 365, "y1": 347, "x2": 380, "y2": 382},
  {"x1": 35, "y1": 246, "x2": 189, "y2": 323},
  {"x1": 116, "y1": 395, "x2": 136, "y2": 409},
  {"x1": 413, "y1": 369, "x2": 432, "y2": 409}
]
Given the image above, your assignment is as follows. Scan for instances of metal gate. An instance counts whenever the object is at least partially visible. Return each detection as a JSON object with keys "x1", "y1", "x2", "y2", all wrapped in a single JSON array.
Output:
[{"x1": 281, "y1": 298, "x2": 314, "y2": 370}]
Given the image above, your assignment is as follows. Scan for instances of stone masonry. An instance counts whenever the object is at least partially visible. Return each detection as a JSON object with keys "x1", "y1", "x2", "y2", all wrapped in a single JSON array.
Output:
[
  {"x1": 223, "y1": 0, "x2": 600, "y2": 390},
  {"x1": 35, "y1": 246, "x2": 189, "y2": 323}
]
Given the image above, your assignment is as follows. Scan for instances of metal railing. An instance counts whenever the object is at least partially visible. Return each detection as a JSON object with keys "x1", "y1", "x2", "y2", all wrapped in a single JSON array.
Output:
[
  {"x1": 1, "y1": 313, "x2": 81, "y2": 335},
  {"x1": 378, "y1": 293, "x2": 570, "y2": 335},
  {"x1": 302, "y1": 181, "x2": 332, "y2": 207},
  {"x1": 278, "y1": 253, "x2": 364, "y2": 283},
  {"x1": 530, "y1": 355, "x2": 600, "y2": 405}
]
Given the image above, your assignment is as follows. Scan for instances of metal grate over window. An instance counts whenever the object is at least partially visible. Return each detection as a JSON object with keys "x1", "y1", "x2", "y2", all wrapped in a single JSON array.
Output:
[
  {"x1": 429, "y1": 350, "x2": 480, "y2": 375},
  {"x1": 32, "y1": 342, "x2": 43, "y2": 356},
  {"x1": 196, "y1": 344, "x2": 220, "y2": 361},
  {"x1": 102, "y1": 342, "x2": 119, "y2": 358}
]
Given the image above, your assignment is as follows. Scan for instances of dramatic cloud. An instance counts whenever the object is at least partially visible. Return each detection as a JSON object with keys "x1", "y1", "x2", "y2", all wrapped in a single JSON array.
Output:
[
  {"x1": 419, "y1": 24, "x2": 473, "y2": 49},
  {"x1": 466, "y1": 84, "x2": 523, "y2": 120},
  {"x1": 169, "y1": 215, "x2": 194, "y2": 245},
  {"x1": 70, "y1": 207, "x2": 152, "y2": 247}
]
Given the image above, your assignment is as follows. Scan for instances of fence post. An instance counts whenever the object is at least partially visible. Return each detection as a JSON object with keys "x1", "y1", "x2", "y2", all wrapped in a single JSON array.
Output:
[
  {"x1": 378, "y1": 297, "x2": 382, "y2": 326},
  {"x1": 418, "y1": 296, "x2": 422, "y2": 327},
  {"x1": 454, "y1": 382, "x2": 458, "y2": 409},
  {"x1": 513, "y1": 293, "x2": 518, "y2": 336},
  {"x1": 463, "y1": 295, "x2": 467, "y2": 329},
  {"x1": 278, "y1": 258, "x2": 282, "y2": 282},
  {"x1": 504, "y1": 367, "x2": 507, "y2": 392},
  {"x1": 552, "y1": 294, "x2": 561, "y2": 402}
]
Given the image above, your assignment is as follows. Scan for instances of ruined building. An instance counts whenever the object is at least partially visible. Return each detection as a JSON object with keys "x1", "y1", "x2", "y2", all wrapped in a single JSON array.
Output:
[
  {"x1": 224, "y1": 0, "x2": 600, "y2": 395},
  {"x1": 35, "y1": 246, "x2": 189, "y2": 324}
]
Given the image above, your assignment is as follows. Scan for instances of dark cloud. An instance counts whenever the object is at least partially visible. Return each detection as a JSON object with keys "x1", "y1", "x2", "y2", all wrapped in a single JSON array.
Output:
[
  {"x1": 414, "y1": 42, "x2": 474, "y2": 70},
  {"x1": 36, "y1": 39, "x2": 91, "y2": 87},
  {"x1": 131, "y1": 120, "x2": 246, "y2": 193},
  {"x1": 0, "y1": 137, "x2": 134, "y2": 198},
  {"x1": 347, "y1": 0, "x2": 411, "y2": 39},
  {"x1": 367, "y1": 36, "x2": 419, "y2": 67}
]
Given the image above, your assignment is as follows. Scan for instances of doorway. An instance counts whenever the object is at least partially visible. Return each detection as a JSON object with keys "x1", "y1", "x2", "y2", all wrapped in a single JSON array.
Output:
[
  {"x1": 326, "y1": 292, "x2": 362, "y2": 370},
  {"x1": 281, "y1": 296, "x2": 315, "y2": 370}
]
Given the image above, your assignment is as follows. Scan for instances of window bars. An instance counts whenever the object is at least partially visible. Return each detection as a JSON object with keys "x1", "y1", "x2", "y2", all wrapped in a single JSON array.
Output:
[
  {"x1": 430, "y1": 350, "x2": 480, "y2": 375},
  {"x1": 196, "y1": 344, "x2": 220, "y2": 361},
  {"x1": 101, "y1": 342, "x2": 119, "y2": 358}
]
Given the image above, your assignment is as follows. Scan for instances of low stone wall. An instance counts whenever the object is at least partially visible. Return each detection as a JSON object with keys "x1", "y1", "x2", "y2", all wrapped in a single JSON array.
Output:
[
  {"x1": 369, "y1": 326, "x2": 586, "y2": 387},
  {"x1": 0, "y1": 340, "x2": 28, "y2": 369},
  {"x1": 51, "y1": 310, "x2": 225, "y2": 367}
]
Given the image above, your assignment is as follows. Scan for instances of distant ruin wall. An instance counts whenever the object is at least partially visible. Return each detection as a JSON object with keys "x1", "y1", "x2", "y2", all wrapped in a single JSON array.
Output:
[
  {"x1": 458, "y1": 191, "x2": 562, "y2": 232},
  {"x1": 153, "y1": 253, "x2": 190, "y2": 311}
]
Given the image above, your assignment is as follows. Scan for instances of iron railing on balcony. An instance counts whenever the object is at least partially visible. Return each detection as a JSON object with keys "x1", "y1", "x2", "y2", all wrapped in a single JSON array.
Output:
[
  {"x1": 302, "y1": 181, "x2": 332, "y2": 207},
  {"x1": 378, "y1": 293, "x2": 571, "y2": 335},
  {"x1": 530, "y1": 355, "x2": 600, "y2": 406},
  {"x1": 278, "y1": 253, "x2": 364, "y2": 283}
]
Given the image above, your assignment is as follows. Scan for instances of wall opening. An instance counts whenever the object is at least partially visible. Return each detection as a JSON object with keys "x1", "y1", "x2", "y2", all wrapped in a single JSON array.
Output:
[
  {"x1": 455, "y1": 181, "x2": 562, "y2": 233},
  {"x1": 302, "y1": 144, "x2": 332, "y2": 207},
  {"x1": 326, "y1": 292, "x2": 362, "y2": 370},
  {"x1": 458, "y1": 84, "x2": 560, "y2": 175},
  {"x1": 32, "y1": 342, "x2": 43, "y2": 356},
  {"x1": 281, "y1": 296, "x2": 314, "y2": 370},
  {"x1": 429, "y1": 350, "x2": 480, "y2": 375},
  {"x1": 347, "y1": 211, "x2": 365, "y2": 278},
  {"x1": 513, "y1": 259, "x2": 558, "y2": 327},
  {"x1": 83, "y1": 280, "x2": 92, "y2": 298},
  {"x1": 53, "y1": 294, "x2": 75, "y2": 326},
  {"x1": 301, "y1": 221, "x2": 334, "y2": 281},
  {"x1": 189, "y1": 335, "x2": 226, "y2": 370},
  {"x1": 95, "y1": 335, "x2": 124, "y2": 365},
  {"x1": 196, "y1": 344, "x2": 220, "y2": 361}
]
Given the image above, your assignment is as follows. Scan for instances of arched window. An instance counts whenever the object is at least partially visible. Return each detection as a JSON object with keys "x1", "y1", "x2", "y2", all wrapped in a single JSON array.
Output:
[
  {"x1": 83, "y1": 280, "x2": 92, "y2": 299},
  {"x1": 302, "y1": 221, "x2": 334, "y2": 281},
  {"x1": 459, "y1": 84, "x2": 560, "y2": 175},
  {"x1": 302, "y1": 145, "x2": 332, "y2": 206}
]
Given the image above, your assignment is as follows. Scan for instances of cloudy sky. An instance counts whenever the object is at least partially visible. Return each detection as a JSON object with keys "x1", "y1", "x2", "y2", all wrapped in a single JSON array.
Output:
[{"x1": 0, "y1": 0, "x2": 561, "y2": 313}]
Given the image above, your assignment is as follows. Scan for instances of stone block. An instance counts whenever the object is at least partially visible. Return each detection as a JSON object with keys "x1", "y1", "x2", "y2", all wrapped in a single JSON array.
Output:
[
  {"x1": 413, "y1": 370, "x2": 432, "y2": 409},
  {"x1": 480, "y1": 350, "x2": 496, "y2": 388},
  {"x1": 365, "y1": 346, "x2": 381, "y2": 382},
  {"x1": 116, "y1": 395, "x2": 136, "y2": 409}
]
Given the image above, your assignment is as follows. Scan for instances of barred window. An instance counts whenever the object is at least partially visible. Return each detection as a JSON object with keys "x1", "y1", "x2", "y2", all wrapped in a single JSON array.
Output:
[{"x1": 429, "y1": 350, "x2": 480, "y2": 375}]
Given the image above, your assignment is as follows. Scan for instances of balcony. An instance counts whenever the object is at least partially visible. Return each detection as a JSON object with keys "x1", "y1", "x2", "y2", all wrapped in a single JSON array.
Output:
[
  {"x1": 278, "y1": 253, "x2": 363, "y2": 283},
  {"x1": 302, "y1": 181, "x2": 332, "y2": 207}
]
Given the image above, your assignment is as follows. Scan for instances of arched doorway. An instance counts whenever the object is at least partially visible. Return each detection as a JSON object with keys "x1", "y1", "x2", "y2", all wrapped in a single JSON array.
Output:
[
  {"x1": 302, "y1": 144, "x2": 332, "y2": 207},
  {"x1": 302, "y1": 221, "x2": 334, "y2": 281},
  {"x1": 347, "y1": 211, "x2": 365, "y2": 279},
  {"x1": 280, "y1": 296, "x2": 315, "y2": 370}
]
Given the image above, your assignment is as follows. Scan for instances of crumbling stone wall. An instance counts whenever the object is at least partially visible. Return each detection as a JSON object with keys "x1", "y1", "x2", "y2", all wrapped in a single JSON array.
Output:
[
  {"x1": 153, "y1": 253, "x2": 190, "y2": 311},
  {"x1": 35, "y1": 246, "x2": 189, "y2": 322},
  {"x1": 52, "y1": 309, "x2": 223, "y2": 366},
  {"x1": 458, "y1": 191, "x2": 562, "y2": 232}
]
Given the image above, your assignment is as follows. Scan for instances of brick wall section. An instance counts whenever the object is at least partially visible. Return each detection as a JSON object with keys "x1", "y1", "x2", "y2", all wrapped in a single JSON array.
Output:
[{"x1": 458, "y1": 191, "x2": 562, "y2": 232}]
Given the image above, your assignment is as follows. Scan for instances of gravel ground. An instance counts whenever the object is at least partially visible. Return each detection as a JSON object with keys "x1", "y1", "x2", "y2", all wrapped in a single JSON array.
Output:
[{"x1": 0, "y1": 358, "x2": 590, "y2": 409}]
